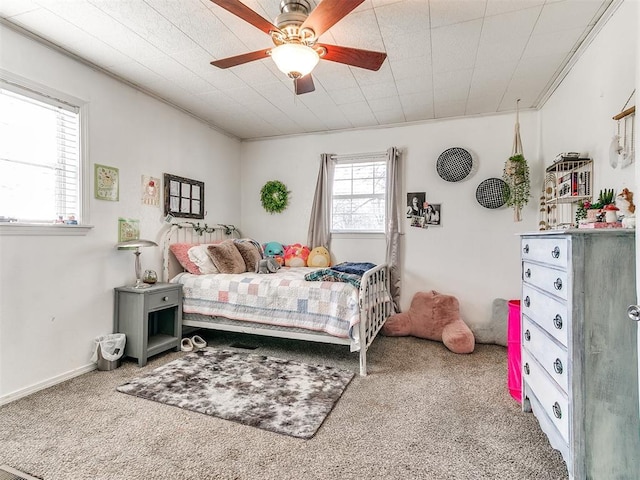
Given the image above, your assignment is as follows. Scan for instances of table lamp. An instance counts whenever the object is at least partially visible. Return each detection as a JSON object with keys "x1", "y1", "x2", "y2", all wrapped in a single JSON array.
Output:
[{"x1": 116, "y1": 239, "x2": 158, "y2": 288}]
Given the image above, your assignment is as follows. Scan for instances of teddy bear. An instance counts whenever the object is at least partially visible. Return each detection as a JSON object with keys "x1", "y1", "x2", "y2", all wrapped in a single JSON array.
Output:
[
  {"x1": 256, "y1": 257, "x2": 281, "y2": 274},
  {"x1": 307, "y1": 246, "x2": 331, "y2": 267},
  {"x1": 284, "y1": 243, "x2": 310, "y2": 267},
  {"x1": 263, "y1": 241, "x2": 285, "y2": 266},
  {"x1": 382, "y1": 290, "x2": 475, "y2": 354}
]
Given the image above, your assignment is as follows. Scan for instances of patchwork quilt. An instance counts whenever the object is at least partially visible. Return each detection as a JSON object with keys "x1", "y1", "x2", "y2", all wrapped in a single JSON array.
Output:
[{"x1": 172, "y1": 267, "x2": 360, "y2": 339}]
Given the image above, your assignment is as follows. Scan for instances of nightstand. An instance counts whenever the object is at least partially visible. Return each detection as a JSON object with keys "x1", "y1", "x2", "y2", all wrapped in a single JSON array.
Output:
[{"x1": 114, "y1": 283, "x2": 183, "y2": 367}]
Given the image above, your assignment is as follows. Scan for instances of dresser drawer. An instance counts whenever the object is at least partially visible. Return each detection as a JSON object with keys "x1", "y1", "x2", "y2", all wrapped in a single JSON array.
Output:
[
  {"x1": 521, "y1": 284, "x2": 568, "y2": 347},
  {"x1": 147, "y1": 289, "x2": 181, "y2": 310},
  {"x1": 521, "y1": 237, "x2": 568, "y2": 268},
  {"x1": 522, "y1": 316, "x2": 568, "y2": 393},
  {"x1": 523, "y1": 261, "x2": 568, "y2": 301},
  {"x1": 522, "y1": 350, "x2": 570, "y2": 444}
]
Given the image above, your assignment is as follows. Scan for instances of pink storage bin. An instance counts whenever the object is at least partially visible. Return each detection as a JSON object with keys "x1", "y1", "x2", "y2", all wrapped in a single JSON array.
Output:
[{"x1": 507, "y1": 300, "x2": 522, "y2": 403}]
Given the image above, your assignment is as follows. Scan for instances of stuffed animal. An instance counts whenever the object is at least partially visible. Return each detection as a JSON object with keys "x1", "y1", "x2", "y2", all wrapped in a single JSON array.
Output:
[
  {"x1": 616, "y1": 188, "x2": 636, "y2": 229},
  {"x1": 382, "y1": 290, "x2": 475, "y2": 354},
  {"x1": 284, "y1": 243, "x2": 310, "y2": 267},
  {"x1": 263, "y1": 241, "x2": 285, "y2": 266},
  {"x1": 307, "y1": 246, "x2": 331, "y2": 267},
  {"x1": 256, "y1": 257, "x2": 281, "y2": 274}
]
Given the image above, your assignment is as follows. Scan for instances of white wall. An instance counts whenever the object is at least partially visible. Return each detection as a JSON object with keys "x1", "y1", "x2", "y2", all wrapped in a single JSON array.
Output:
[
  {"x1": 540, "y1": 0, "x2": 637, "y2": 196},
  {"x1": 0, "y1": 25, "x2": 241, "y2": 401},
  {"x1": 240, "y1": 111, "x2": 542, "y2": 332}
]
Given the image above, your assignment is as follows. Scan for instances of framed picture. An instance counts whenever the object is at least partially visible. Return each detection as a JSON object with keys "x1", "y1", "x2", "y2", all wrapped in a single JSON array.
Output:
[
  {"x1": 406, "y1": 192, "x2": 426, "y2": 218},
  {"x1": 425, "y1": 203, "x2": 441, "y2": 226},
  {"x1": 95, "y1": 164, "x2": 119, "y2": 201},
  {"x1": 118, "y1": 218, "x2": 140, "y2": 242},
  {"x1": 142, "y1": 175, "x2": 160, "y2": 206},
  {"x1": 163, "y1": 173, "x2": 205, "y2": 219}
]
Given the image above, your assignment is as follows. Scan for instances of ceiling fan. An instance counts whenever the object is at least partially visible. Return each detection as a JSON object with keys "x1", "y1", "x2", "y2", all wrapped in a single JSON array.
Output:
[{"x1": 209, "y1": 0, "x2": 387, "y2": 95}]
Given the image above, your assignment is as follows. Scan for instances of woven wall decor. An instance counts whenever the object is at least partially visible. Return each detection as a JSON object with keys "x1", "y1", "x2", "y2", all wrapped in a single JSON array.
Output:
[
  {"x1": 436, "y1": 147, "x2": 474, "y2": 182},
  {"x1": 476, "y1": 178, "x2": 509, "y2": 209}
]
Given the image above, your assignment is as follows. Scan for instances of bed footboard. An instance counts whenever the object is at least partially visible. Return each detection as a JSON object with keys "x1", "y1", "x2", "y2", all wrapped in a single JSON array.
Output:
[{"x1": 357, "y1": 264, "x2": 392, "y2": 376}]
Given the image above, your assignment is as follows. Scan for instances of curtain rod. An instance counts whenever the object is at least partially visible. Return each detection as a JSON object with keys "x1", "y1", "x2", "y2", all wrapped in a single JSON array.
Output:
[{"x1": 330, "y1": 151, "x2": 388, "y2": 160}]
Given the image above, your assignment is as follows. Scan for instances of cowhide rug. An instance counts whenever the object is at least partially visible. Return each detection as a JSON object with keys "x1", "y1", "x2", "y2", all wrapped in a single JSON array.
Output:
[{"x1": 116, "y1": 348, "x2": 354, "y2": 439}]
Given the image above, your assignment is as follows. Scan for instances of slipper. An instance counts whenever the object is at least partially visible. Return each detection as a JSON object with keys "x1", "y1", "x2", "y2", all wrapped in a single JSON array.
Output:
[
  {"x1": 191, "y1": 335, "x2": 207, "y2": 350},
  {"x1": 181, "y1": 337, "x2": 194, "y2": 352}
]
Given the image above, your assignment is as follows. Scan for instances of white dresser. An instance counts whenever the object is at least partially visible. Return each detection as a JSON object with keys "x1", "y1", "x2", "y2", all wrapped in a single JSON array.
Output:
[{"x1": 520, "y1": 230, "x2": 639, "y2": 479}]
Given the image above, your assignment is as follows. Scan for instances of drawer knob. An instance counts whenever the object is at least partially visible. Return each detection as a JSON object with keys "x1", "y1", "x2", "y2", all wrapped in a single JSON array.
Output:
[
  {"x1": 551, "y1": 246, "x2": 560, "y2": 259},
  {"x1": 553, "y1": 278, "x2": 563, "y2": 291},
  {"x1": 524, "y1": 329, "x2": 531, "y2": 342},
  {"x1": 553, "y1": 358, "x2": 563, "y2": 374},
  {"x1": 553, "y1": 314, "x2": 563, "y2": 330},
  {"x1": 524, "y1": 268, "x2": 531, "y2": 278},
  {"x1": 552, "y1": 402, "x2": 562, "y2": 419},
  {"x1": 523, "y1": 244, "x2": 530, "y2": 254},
  {"x1": 162, "y1": 296, "x2": 169, "y2": 301},
  {"x1": 524, "y1": 363, "x2": 530, "y2": 375},
  {"x1": 524, "y1": 296, "x2": 530, "y2": 308}
]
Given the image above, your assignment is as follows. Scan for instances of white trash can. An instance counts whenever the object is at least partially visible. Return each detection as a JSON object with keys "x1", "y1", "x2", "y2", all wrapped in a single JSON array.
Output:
[{"x1": 92, "y1": 334, "x2": 126, "y2": 371}]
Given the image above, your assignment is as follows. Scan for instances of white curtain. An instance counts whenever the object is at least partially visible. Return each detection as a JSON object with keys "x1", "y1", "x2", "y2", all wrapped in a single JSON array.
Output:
[
  {"x1": 307, "y1": 153, "x2": 333, "y2": 249},
  {"x1": 385, "y1": 147, "x2": 402, "y2": 312}
]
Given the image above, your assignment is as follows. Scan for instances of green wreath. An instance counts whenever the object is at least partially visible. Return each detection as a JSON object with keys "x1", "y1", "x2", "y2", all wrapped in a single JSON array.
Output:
[{"x1": 260, "y1": 180, "x2": 290, "y2": 214}]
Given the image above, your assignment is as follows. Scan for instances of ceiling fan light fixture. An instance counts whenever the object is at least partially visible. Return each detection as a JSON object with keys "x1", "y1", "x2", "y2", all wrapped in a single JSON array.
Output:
[{"x1": 271, "y1": 43, "x2": 319, "y2": 79}]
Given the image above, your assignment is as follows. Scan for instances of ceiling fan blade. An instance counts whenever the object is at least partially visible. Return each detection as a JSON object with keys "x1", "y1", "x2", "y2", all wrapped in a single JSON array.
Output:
[
  {"x1": 209, "y1": 0, "x2": 281, "y2": 35},
  {"x1": 211, "y1": 48, "x2": 271, "y2": 69},
  {"x1": 294, "y1": 75, "x2": 315, "y2": 95},
  {"x1": 317, "y1": 44, "x2": 387, "y2": 71},
  {"x1": 300, "y1": 0, "x2": 365, "y2": 38}
]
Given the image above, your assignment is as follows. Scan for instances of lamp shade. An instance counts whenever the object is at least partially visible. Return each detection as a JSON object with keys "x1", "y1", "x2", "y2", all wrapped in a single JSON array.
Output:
[
  {"x1": 116, "y1": 239, "x2": 158, "y2": 250},
  {"x1": 271, "y1": 43, "x2": 319, "y2": 78}
]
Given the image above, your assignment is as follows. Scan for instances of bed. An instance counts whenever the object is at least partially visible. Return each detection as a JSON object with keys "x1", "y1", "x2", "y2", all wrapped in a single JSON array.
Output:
[{"x1": 162, "y1": 223, "x2": 392, "y2": 375}]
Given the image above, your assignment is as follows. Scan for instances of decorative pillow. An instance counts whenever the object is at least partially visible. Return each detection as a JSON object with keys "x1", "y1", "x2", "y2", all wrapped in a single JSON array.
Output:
[
  {"x1": 234, "y1": 240, "x2": 262, "y2": 273},
  {"x1": 169, "y1": 243, "x2": 202, "y2": 275},
  {"x1": 206, "y1": 240, "x2": 246, "y2": 274},
  {"x1": 188, "y1": 244, "x2": 220, "y2": 275}
]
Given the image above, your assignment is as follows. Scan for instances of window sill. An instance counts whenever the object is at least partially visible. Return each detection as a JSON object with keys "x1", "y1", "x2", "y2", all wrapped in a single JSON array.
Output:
[
  {"x1": 0, "y1": 223, "x2": 94, "y2": 236},
  {"x1": 331, "y1": 232, "x2": 386, "y2": 239}
]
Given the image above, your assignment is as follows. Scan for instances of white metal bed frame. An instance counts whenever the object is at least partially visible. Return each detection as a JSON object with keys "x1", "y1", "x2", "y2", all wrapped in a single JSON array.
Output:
[{"x1": 161, "y1": 223, "x2": 391, "y2": 375}]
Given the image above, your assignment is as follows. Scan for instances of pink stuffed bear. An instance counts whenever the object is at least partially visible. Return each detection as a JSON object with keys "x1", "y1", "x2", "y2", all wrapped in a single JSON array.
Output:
[
  {"x1": 284, "y1": 243, "x2": 310, "y2": 267},
  {"x1": 382, "y1": 290, "x2": 474, "y2": 354}
]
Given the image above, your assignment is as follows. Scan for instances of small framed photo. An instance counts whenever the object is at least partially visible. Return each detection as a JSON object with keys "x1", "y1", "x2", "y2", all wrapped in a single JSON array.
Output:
[
  {"x1": 118, "y1": 218, "x2": 140, "y2": 242},
  {"x1": 425, "y1": 203, "x2": 441, "y2": 226},
  {"x1": 407, "y1": 192, "x2": 426, "y2": 218},
  {"x1": 95, "y1": 164, "x2": 119, "y2": 201},
  {"x1": 142, "y1": 175, "x2": 160, "y2": 206}
]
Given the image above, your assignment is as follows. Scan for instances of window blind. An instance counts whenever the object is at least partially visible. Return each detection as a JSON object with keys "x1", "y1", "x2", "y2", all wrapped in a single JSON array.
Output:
[{"x1": 0, "y1": 85, "x2": 81, "y2": 224}]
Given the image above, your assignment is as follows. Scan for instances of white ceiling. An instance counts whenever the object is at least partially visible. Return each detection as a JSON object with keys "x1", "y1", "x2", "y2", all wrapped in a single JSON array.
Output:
[{"x1": 0, "y1": 0, "x2": 614, "y2": 140}]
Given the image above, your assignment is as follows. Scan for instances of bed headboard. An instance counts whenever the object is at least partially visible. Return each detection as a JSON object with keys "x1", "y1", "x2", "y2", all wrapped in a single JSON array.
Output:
[{"x1": 162, "y1": 223, "x2": 240, "y2": 281}]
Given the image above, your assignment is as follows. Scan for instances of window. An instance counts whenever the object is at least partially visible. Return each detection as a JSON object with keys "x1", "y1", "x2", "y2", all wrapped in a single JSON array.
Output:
[
  {"x1": 0, "y1": 79, "x2": 84, "y2": 226},
  {"x1": 331, "y1": 155, "x2": 387, "y2": 233}
]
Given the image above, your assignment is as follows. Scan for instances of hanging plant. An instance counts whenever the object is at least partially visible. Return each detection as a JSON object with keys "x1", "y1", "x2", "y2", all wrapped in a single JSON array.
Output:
[
  {"x1": 502, "y1": 153, "x2": 531, "y2": 221},
  {"x1": 260, "y1": 180, "x2": 290, "y2": 214}
]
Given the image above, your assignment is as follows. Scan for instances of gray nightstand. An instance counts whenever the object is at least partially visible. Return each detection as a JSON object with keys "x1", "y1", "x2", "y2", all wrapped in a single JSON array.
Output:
[{"x1": 114, "y1": 283, "x2": 183, "y2": 367}]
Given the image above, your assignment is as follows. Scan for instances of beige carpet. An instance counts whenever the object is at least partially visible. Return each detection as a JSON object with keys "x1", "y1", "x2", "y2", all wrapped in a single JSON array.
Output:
[{"x1": 0, "y1": 332, "x2": 567, "y2": 480}]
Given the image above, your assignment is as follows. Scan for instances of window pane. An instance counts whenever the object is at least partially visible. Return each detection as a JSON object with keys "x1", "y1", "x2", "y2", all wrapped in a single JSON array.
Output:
[
  {"x1": 331, "y1": 158, "x2": 386, "y2": 232},
  {"x1": 0, "y1": 85, "x2": 81, "y2": 223}
]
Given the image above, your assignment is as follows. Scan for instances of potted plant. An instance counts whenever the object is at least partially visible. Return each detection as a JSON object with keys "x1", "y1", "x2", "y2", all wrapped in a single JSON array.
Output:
[
  {"x1": 580, "y1": 189, "x2": 616, "y2": 223},
  {"x1": 503, "y1": 153, "x2": 530, "y2": 222}
]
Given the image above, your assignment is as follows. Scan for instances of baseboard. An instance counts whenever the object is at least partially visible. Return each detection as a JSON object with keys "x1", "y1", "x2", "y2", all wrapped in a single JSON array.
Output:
[{"x1": 0, "y1": 363, "x2": 96, "y2": 406}]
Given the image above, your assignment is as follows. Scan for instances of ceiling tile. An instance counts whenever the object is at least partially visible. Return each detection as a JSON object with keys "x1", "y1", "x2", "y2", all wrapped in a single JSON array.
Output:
[
  {"x1": 523, "y1": 26, "x2": 587, "y2": 59},
  {"x1": 534, "y1": 0, "x2": 607, "y2": 35},
  {"x1": 434, "y1": 99, "x2": 467, "y2": 118},
  {"x1": 433, "y1": 69, "x2": 473, "y2": 101},
  {"x1": 485, "y1": 0, "x2": 545, "y2": 17},
  {"x1": 0, "y1": 0, "x2": 39, "y2": 17},
  {"x1": 360, "y1": 81, "x2": 399, "y2": 100},
  {"x1": 368, "y1": 96, "x2": 401, "y2": 112},
  {"x1": 430, "y1": 0, "x2": 488, "y2": 28},
  {"x1": 431, "y1": 19, "x2": 483, "y2": 73},
  {"x1": 375, "y1": 0, "x2": 430, "y2": 38},
  {"x1": 479, "y1": 5, "x2": 542, "y2": 43},
  {"x1": 328, "y1": 85, "x2": 366, "y2": 105},
  {"x1": 374, "y1": 109, "x2": 406, "y2": 125}
]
